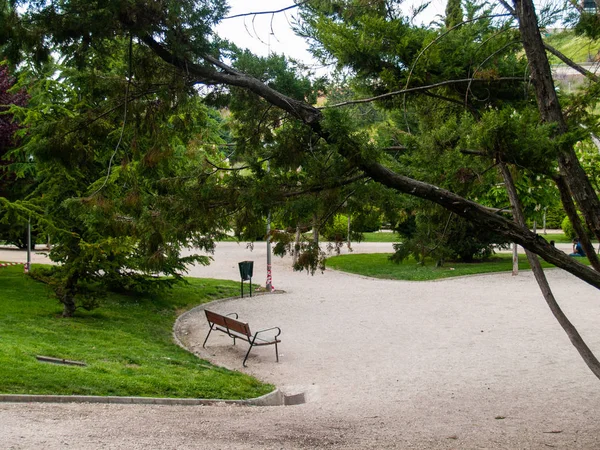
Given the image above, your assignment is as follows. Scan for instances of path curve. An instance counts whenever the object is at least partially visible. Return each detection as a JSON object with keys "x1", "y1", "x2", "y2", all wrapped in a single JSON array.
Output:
[{"x1": 2, "y1": 242, "x2": 600, "y2": 449}]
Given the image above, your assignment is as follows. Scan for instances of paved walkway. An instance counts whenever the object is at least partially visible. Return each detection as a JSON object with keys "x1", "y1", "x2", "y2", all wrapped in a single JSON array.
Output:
[{"x1": 2, "y1": 242, "x2": 600, "y2": 449}]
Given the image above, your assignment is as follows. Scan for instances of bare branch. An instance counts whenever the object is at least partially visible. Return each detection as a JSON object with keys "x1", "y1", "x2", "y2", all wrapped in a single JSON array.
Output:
[
  {"x1": 202, "y1": 54, "x2": 244, "y2": 76},
  {"x1": 500, "y1": 159, "x2": 600, "y2": 381},
  {"x1": 223, "y1": 1, "x2": 310, "y2": 20},
  {"x1": 321, "y1": 77, "x2": 524, "y2": 109},
  {"x1": 356, "y1": 157, "x2": 600, "y2": 288}
]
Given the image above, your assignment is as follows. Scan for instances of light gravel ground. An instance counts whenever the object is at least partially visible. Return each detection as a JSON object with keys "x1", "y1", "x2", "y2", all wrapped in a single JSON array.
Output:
[{"x1": 1, "y1": 242, "x2": 600, "y2": 449}]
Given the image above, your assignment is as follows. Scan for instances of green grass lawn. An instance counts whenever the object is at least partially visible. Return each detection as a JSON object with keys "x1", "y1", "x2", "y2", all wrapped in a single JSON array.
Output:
[
  {"x1": 0, "y1": 265, "x2": 272, "y2": 399},
  {"x1": 540, "y1": 232, "x2": 571, "y2": 243},
  {"x1": 359, "y1": 231, "x2": 401, "y2": 243},
  {"x1": 326, "y1": 252, "x2": 587, "y2": 281}
]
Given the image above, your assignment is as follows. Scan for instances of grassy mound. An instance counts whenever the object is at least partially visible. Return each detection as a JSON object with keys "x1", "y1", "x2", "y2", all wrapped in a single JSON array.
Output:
[{"x1": 0, "y1": 265, "x2": 272, "y2": 399}]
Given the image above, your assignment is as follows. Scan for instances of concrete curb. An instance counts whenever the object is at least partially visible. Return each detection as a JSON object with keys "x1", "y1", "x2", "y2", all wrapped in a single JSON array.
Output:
[{"x1": 0, "y1": 389, "x2": 284, "y2": 406}]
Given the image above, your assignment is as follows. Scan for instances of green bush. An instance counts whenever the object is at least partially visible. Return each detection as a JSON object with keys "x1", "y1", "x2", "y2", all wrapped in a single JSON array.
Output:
[
  {"x1": 391, "y1": 211, "x2": 510, "y2": 265},
  {"x1": 545, "y1": 206, "x2": 565, "y2": 229},
  {"x1": 322, "y1": 214, "x2": 349, "y2": 241},
  {"x1": 561, "y1": 215, "x2": 592, "y2": 240}
]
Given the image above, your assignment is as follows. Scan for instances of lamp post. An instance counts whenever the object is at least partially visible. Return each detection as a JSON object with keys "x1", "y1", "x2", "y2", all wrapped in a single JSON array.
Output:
[
  {"x1": 26, "y1": 216, "x2": 31, "y2": 273},
  {"x1": 266, "y1": 210, "x2": 273, "y2": 291},
  {"x1": 266, "y1": 160, "x2": 273, "y2": 292}
]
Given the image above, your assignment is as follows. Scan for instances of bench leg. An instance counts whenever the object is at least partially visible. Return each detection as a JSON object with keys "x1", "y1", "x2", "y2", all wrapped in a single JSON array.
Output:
[
  {"x1": 243, "y1": 344, "x2": 253, "y2": 367},
  {"x1": 202, "y1": 323, "x2": 215, "y2": 348},
  {"x1": 275, "y1": 342, "x2": 279, "y2": 363}
]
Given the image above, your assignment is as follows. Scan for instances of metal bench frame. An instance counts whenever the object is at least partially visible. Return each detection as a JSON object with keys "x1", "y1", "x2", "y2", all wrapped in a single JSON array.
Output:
[{"x1": 202, "y1": 310, "x2": 281, "y2": 367}]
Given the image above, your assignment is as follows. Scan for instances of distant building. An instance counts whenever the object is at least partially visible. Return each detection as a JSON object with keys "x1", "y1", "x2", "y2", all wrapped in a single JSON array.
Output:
[{"x1": 583, "y1": 0, "x2": 597, "y2": 12}]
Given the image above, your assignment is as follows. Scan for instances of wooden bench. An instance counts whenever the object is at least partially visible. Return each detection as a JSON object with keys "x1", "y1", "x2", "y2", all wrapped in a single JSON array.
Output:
[{"x1": 202, "y1": 310, "x2": 281, "y2": 367}]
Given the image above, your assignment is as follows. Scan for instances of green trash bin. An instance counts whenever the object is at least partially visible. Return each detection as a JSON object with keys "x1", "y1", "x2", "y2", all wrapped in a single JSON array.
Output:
[
  {"x1": 238, "y1": 261, "x2": 254, "y2": 280},
  {"x1": 238, "y1": 261, "x2": 254, "y2": 297}
]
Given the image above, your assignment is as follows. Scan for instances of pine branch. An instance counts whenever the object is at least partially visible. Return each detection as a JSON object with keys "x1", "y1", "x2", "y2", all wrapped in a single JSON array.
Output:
[{"x1": 282, "y1": 174, "x2": 368, "y2": 198}]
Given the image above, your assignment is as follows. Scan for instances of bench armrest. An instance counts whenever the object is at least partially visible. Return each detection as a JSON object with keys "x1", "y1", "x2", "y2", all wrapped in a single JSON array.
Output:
[
  {"x1": 225, "y1": 312, "x2": 239, "y2": 319},
  {"x1": 254, "y1": 326, "x2": 281, "y2": 339}
]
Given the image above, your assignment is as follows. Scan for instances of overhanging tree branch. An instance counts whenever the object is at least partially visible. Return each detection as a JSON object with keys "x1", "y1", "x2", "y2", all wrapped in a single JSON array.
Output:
[
  {"x1": 136, "y1": 18, "x2": 600, "y2": 289},
  {"x1": 140, "y1": 34, "x2": 322, "y2": 125}
]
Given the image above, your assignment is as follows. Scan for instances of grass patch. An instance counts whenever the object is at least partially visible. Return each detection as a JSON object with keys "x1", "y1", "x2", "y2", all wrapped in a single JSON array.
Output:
[
  {"x1": 546, "y1": 31, "x2": 600, "y2": 64},
  {"x1": 326, "y1": 252, "x2": 588, "y2": 281},
  {"x1": 540, "y1": 232, "x2": 571, "y2": 244},
  {"x1": 0, "y1": 265, "x2": 273, "y2": 399},
  {"x1": 541, "y1": 232, "x2": 598, "y2": 245},
  {"x1": 359, "y1": 232, "x2": 401, "y2": 243}
]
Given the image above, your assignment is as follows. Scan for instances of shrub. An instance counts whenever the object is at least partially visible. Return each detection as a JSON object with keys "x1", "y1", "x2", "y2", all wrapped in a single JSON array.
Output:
[
  {"x1": 545, "y1": 206, "x2": 565, "y2": 229},
  {"x1": 322, "y1": 214, "x2": 348, "y2": 241},
  {"x1": 561, "y1": 215, "x2": 592, "y2": 240}
]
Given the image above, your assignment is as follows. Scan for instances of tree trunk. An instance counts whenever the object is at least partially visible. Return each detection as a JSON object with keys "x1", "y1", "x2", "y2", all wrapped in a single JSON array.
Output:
[
  {"x1": 500, "y1": 160, "x2": 600, "y2": 381},
  {"x1": 292, "y1": 225, "x2": 301, "y2": 266},
  {"x1": 347, "y1": 214, "x2": 352, "y2": 250},
  {"x1": 513, "y1": 0, "x2": 600, "y2": 243},
  {"x1": 543, "y1": 208, "x2": 546, "y2": 234},
  {"x1": 61, "y1": 274, "x2": 78, "y2": 318},
  {"x1": 554, "y1": 174, "x2": 600, "y2": 271}
]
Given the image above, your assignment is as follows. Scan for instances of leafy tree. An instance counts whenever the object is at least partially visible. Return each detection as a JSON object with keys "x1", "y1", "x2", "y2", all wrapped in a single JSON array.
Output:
[{"x1": 7, "y1": 44, "x2": 234, "y2": 316}]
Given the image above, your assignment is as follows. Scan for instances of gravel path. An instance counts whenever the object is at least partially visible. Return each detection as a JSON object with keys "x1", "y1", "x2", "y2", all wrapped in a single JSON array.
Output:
[{"x1": 2, "y1": 242, "x2": 600, "y2": 449}]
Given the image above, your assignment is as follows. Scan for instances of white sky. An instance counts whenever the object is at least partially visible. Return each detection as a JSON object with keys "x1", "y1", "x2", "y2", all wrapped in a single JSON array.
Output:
[{"x1": 215, "y1": 0, "x2": 448, "y2": 64}]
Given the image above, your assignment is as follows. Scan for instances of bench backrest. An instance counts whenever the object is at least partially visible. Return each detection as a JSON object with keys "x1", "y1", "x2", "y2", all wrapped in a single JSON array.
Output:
[{"x1": 205, "y1": 310, "x2": 252, "y2": 337}]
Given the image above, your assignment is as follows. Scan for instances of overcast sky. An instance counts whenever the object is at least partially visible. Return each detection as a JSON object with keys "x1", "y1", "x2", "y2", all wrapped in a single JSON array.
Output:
[{"x1": 215, "y1": 0, "x2": 448, "y2": 65}]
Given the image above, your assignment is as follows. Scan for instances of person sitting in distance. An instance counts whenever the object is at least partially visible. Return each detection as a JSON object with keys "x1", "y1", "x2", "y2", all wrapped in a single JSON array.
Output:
[{"x1": 569, "y1": 237, "x2": 586, "y2": 257}]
